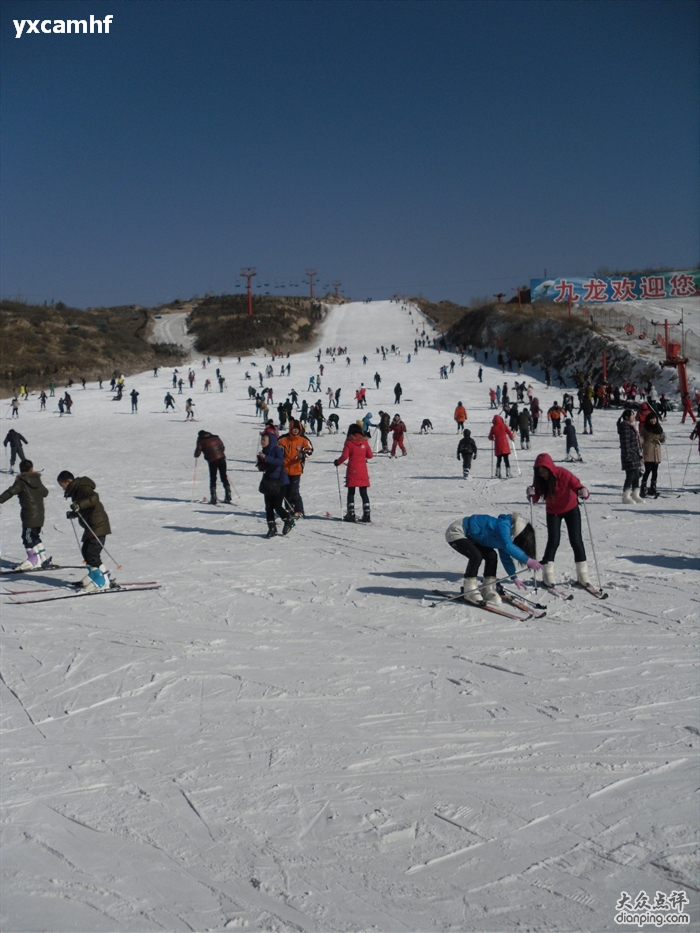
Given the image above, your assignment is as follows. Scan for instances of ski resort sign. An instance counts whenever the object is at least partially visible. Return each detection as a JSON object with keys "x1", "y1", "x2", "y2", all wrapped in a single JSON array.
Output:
[{"x1": 531, "y1": 270, "x2": 700, "y2": 303}]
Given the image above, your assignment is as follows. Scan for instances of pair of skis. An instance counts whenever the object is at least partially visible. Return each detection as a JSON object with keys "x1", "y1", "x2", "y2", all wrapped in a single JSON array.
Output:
[
  {"x1": 430, "y1": 589, "x2": 546, "y2": 620},
  {"x1": 5, "y1": 581, "x2": 160, "y2": 604}
]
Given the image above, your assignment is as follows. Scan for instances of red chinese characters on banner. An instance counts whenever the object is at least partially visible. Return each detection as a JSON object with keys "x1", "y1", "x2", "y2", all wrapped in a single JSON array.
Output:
[
  {"x1": 639, "y1": 276, "x2": 665, "y2": 299},
  {"x1": 669, "y1": 272, "x2": 696, "y2": 297},
  {"x1": 582, "y1": 278, "x2": 609, "y2": 302},
  {"x1": 554, "y1": 280, "x2": 579, "y2": 302},
  {"x1": 610, "y1": 278, "x2": 637, "y2": 301}
]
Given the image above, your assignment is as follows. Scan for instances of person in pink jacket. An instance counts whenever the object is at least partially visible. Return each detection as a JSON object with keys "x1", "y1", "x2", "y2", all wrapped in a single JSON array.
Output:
[
  {"x1": 488, "y1": 415, "x2": 514, "y2": 478},
  {"x1": 526, "y1": 452, "x2": 590, "y2": 588},
  {"x1": 335, "y1": 424, "x2": 374, "y2": 522},
  {"x1": 390, "y1": 414, "x2": 407, "y2": 456}
]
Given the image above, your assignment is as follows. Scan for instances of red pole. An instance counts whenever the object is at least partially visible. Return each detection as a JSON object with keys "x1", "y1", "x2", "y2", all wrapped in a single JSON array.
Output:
[
  {"x1": 306, "y1": 269, "x2": 317, "y2": 299},
  {"x1": 602, "y1": 351, "x2": 607, "y2": 381},
  {"x1": 241, "y1": 267, "x2": 256, "y2": 317}
]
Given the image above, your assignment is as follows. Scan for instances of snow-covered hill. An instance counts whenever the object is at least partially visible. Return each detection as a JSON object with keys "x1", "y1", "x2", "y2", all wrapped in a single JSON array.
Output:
[{"x1": 2, "y1": 301, "x2": 698, "y2": 932}]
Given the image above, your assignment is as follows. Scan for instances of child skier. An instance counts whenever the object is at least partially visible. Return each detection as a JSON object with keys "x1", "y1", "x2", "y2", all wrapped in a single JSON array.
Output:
[
  {"x1": 563, "y1": 418, "x2": 583, "y2": 461},
  {"x1": 185, "y1": 398, "x2": 195, "y2": 421},
  {"x1": 57, "y1": 470, "x2": 113, "y2": 591},
  {"x1": 0, "y1": 460, "x2": 51, "y2": 570},
  {"x1": 457, "y1": 429, "x2": 477, "y2": 479},
  {"x1": 445, "y1": 512, "x2": 541, "y2": 604},
  {"x1": 390, "y1": 414, "x2": 407, "y2": 456},
  {"x1": 547, "y1": 401, "x2": 563, "y2": 436}
]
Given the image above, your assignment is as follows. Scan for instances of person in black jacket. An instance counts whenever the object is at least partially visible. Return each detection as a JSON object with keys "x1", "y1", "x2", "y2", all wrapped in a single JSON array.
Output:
[
  {"x1": 195, "y1": 431, "x2": 231, "y2": 504},
  {"x1": 3, "y1": 429, "x2": 28, "y2": 474},
  {"x1": 0, "y1": 460, "x2": 50, "y2": 570},
  {"x1": 256, "y1": 433, "x2": 294, "y2": 537},
  {"x1": 457, "y1": 429, "x2": 477, "y2": 479}
]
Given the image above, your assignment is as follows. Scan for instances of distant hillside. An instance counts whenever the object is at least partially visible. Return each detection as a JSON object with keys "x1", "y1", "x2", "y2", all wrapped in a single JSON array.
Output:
[
  {"x1": 0, "y1": 301, "x2": 185, "y2": 395},
  {"x1": 186, "y1": 294, "x2": 331, "y2": 356}
]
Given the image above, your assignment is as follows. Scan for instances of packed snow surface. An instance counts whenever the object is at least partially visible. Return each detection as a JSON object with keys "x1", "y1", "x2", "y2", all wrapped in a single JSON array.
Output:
[{"x1": 1, "y1": 300, "x2": 698, "y2": 933}]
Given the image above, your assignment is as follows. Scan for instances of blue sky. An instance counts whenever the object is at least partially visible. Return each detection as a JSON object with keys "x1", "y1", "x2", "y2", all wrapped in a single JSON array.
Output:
[{"x1": 2, "y1": 0, "x2": 698, "y2": 308}]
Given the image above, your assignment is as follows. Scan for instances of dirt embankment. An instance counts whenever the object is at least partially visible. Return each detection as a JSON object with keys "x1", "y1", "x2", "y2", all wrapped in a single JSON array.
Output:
[
  {"x1": 185, "y1": 295, "x2": 330, "y2": 356},
  {"x1": 0, "y1": 301, "x2": 186, "y2": 396},
  {"x1": 414, "y1": 298, "x2": 664, "y2": 386}
]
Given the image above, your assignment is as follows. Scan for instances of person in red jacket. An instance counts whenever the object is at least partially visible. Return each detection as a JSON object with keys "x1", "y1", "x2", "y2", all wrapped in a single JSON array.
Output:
[
  {"x1": 488, "y1": 415, "x2": 514, "y2": 478},
  {"x1": 526, "y1": 452, "x2": 590, "y2": 588},
  {"x1": 390, "y1": 414, "x2": 407, "y2": 456},
  {"x1": 195, "y1": 431, "x2": 231, "y2": 504},
  {"x1": 334, "y1": 424, "x2": 373, "y2": 522}
]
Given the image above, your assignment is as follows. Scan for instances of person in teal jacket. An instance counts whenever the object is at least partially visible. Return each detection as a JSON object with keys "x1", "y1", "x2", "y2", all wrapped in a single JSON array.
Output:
[{"x1": 445, "y1": 512, "x2": 541, "y2": 605}]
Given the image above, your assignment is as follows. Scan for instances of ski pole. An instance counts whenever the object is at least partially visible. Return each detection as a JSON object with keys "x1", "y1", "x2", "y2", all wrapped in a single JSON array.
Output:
[
  {"x1": 335, "y1": 465, "x2": 343, "y2": 513},
  {"x1": 510, "y1": 441, "x2": 522, "y2": 476},
  {"x1": 191, "y1": 460, "x2": 198, "y2": 502},
  {"x1": 529, "y1": 498, "x2": 538, "y2": 594},
  {"x1": 226, "y1": 472, "x2": 239, "y2": 499},
  {"x1": 70, "y1": 515, "x2": 84, "y2": 559},
  {"x1": 491, "y1": 441, "x2": 494, "y2": 478},
  {"x1": 682, "y1": 442, "x2": 693, "y2": 486},
  {"x1": 74, "y1": 509, "x2": 122, "y2": 570},
  {"x1": 581, "y1": 500, "x2": 602, "y2": 593},
  {"x1": 665, "y1": 445, "x2": 674, "y2": 492}
]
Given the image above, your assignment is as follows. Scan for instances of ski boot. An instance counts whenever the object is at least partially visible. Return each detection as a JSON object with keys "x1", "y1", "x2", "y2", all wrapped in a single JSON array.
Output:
[
  {"x1": 505, "y1": 467, "x2": 512, "y2": 478},
  {"x1": 639, "y1": 484, "x2": 647, "y2": 498},
  {"x1": 282, "y1": 515, "x2": 295, "y2": 535},
  {"x1": 82, "y1": 565, "x2": 111, "y2": 593},
  {"x1": 482, "y1": 576, "x2": 502, "y2": 605},
  {"x1": 575, "y1": 561, "x2": 590, "y2": 587},
  {"x1": 360, "y1": 506, "x2": 371, "y2": 523},
  {"x1": 542, "y1": 563, "x2": 556, "y2": 588},
  {"x1": 462, "y1": 577, "x2": 484, "y2": 605},
  {"x1": 495, "y1": 467, "x2": 502, "y2": 479},
  {"x1": 14, "y1": 549, "x2": 39, "y2": 572},
  {"x1": 265, "y1": 521, "x2": 278, "y2": 538},
  {"x1": 343, "y1": 506, "x2": 356, "y2": 523}
]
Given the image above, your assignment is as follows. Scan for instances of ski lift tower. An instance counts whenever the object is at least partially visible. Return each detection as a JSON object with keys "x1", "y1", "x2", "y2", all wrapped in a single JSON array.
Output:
[
  {"x1": 240, "y1": 268, "x2": 257, "y2": 317},
  {"x1": 332, "y1": 281, "x2": 342, "y2": 298},
  {"x1": 653, "y1": 317, "x2": 690, "y2": 397},
  {"x1": 305, "y1": 269, "x2": 317, "y2": 299}
]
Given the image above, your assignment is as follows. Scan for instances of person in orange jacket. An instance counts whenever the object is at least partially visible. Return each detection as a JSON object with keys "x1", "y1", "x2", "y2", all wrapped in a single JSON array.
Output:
[
  {"x1": 453, "y1": 402, "x2": 467, "y2": 432},
  {"x1": 277, "y1": 420, "x2": 313, "y2": 518}
]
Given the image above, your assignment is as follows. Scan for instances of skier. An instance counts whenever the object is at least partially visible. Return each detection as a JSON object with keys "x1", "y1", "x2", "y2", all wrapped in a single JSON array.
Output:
[
  {"x1": 617, "y1": 408, "x2": 644, "y2": 504},
  {"x1": 327, "y1": 413, "x2": 340, "y2": 433},
  {"x1": 453, "y1": 402, "x2": 467, "y2": 432},
  {"x1": 278, "y1": 420, "x2": 313, "y2": 518},
  {"x1": 547, "y1": 401, "x2": 562, "y2": 436},
  {"x1": 378, "y1": 411, "x2": 391, "y2": 452},
  {"x1": 640, "y1": 412, "x2": 665, "y2": 498},
  {"x1": 526, "y1": 453, "x2": 590, "y2": 588},
  {"x1": 394, "y1": 382, "x2": 402, "y2": 405},
  {"x1": 164, "y1": 392, "x2": 176, "y2": 411},
  {"x1": 530, "y1": 397, "x2": 541, "y2": 433},
  {"x1": 0, "y1": 460, "x2": 51, "y2": 570},
  {"x1": 256, "y1": 432, "x2": 294, "y2": 538},
  {"x1": 518, "y1": 407, "x2": 532, "y2": 450},
  {"x1": 3, "y1": 429, "x2": 28, "y2": 474},
  {"x1": 195, "y1": 430, "x2": 232, "y2": 505},
  {"x1": 478, "y1": 367, "x2": 483, "y2": 383},
  {"x1": 580, "y1": 394, "x2": 594, "y2": 434},
  {"x1": 445, "y1": 512, "x2": 541, "y2": 604},
  {"x1": 57, "y1": 470, "x2": 113, "y2": 592},
  {"x1": 374, "y1": 372, "x2": 381, "y2": 389},
  {"x1": 185, "y1": 399, "x2": 195, "y2": 421},
  {"x1": 10, "y1": 397, "x2": 19, "y2": 419},
  {"x1": 334, "y1": 424, "x2": 373, "y2": 523},
  {"x1": 488, "y1": 415, "x2": 514, "y2": 478},
  {"x1": 130, "y1": 389, "x2": 139, "y2": 413},
  {"x1": 681, "y1": 393, "x2": 696, "y2": 424},
  {"x1": 390, "y1": 414, "x2": 407, "y2": 456},
  {"x1": 457, "y1": 429, "x2": 477, "y2": 479},
  {"x1": 420, "y1": 419, "x2": 433, "y2": 434},
  {"x1": 489, "y1": 388, "x2": 497, "y2": 409},
  {"x1": 39, "y1": 391, "x2": 47, "y2": 411},
  {"x1": 563, "y1": 418, "x2": 583, "y2": 461}
]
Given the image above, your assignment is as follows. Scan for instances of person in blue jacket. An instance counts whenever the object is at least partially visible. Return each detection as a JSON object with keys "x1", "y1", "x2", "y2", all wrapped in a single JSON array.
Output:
[
  {"x1": 361, "y1": 411, "x2": 377, "y2": 437},
  {"x1": 256, "y1": 432, "x2": 294, "y2": 538},
  {"x1": 445, "y1": 512, "x2": 541, "y2": 604}
]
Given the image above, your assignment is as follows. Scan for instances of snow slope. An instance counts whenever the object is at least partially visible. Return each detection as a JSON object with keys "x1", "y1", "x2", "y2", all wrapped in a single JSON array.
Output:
[{"x1": 1, "y1": 301, "x2": 698, "y2": 933}]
